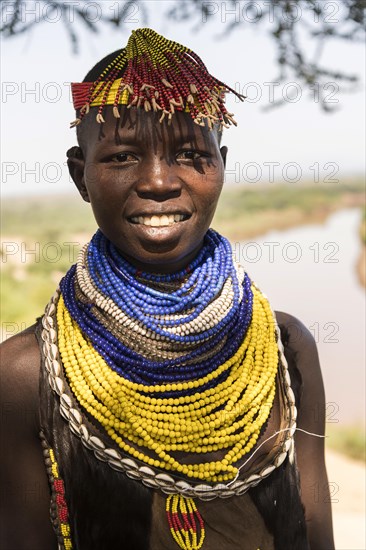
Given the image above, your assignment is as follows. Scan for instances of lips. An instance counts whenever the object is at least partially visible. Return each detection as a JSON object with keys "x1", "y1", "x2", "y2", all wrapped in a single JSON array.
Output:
[{"x1": 129, "y1": 213, "x2": 191, "y2": 227}]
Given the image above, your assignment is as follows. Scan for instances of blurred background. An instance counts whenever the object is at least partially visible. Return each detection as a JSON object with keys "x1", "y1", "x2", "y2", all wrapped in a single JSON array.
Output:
[{"x1": 1, "y1": 1, "x2": 365, "y2": 547}]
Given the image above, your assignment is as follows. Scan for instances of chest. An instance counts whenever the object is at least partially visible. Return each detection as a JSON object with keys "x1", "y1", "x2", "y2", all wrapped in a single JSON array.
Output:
[
  {"x1": 42, "y1": 385, "x2": 285, "y2": 550},
  {"x1": 149, "y1": 490, "x2": 274, "y2": 550},
  {"x1": 56, "y1": 439, "x2": 275, "y2": 550}
]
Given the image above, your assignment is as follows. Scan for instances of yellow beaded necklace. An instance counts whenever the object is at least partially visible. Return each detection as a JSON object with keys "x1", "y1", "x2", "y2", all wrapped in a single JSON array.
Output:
[{"x1": 57, "y1": 283, "x2": 278, "y2": 484}]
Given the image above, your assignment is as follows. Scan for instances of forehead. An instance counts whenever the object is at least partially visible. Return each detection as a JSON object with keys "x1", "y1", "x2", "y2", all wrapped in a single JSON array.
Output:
[{"x1": 77, "y1": 106, "x2": 221, "y2": 153}]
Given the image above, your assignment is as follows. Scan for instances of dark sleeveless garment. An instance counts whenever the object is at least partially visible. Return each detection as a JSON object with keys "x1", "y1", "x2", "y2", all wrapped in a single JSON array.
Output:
[{"x1": 37, "y1": 320, "x2": 309, "y2": 550}]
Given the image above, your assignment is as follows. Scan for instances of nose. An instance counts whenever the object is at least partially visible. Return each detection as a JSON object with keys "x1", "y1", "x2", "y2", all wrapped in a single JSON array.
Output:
[{"x1": 135, "y1": 155, "x2": 182, "y2": 200}]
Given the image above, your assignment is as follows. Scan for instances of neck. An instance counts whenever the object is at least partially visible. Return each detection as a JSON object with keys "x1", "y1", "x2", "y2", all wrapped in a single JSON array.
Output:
[
  {"x1": 103, "y1": 229, "x2": 219, "y2": 281},
  {"x1": 113, "y1": 239, "x2": 206, "y2": 276}
]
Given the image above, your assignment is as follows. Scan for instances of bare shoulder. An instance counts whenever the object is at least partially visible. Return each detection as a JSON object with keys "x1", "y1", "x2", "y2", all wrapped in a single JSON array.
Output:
[
  {"x1": 275, "y1": 310, "x2": 322, "y2": 389},
  {"x1": 275, "y1": 310, "x2": 318, "y2": 353},
  {"x1": 275, "y1": 310, "x2": 324, "y2": 421},
  {"x1": 0, "y1": 325, "x2": 41, "y2": 420},
  {"x1": 0, "y1": 323, "x2": 40, "y2": 360}
]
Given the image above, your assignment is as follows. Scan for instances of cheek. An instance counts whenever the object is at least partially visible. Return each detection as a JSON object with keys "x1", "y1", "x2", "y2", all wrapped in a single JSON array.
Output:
[
  {"x1": 193, "y1": 185, "x2": 222, "y2": 230},
  {"x1": 85, "y1": 168, "x2": 130, "y2": 210},
  {"x1": 84, "y1": 161, "x2": 104, "y2": 191},
  {"x1": 201, "y1": 175, "x2": 224, "y2": 209},
  {"x1": 86, "y1": 182, "x2": 123, "y2": 228}
]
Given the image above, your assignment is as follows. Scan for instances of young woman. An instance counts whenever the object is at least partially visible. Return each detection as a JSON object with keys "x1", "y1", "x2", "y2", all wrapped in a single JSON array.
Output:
[{"x1": 0, "y1": 28, "x2": 334, "y2": 550}]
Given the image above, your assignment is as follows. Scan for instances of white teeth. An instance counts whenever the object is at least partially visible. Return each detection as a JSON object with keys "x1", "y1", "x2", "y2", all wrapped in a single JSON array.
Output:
[
  {"x1": 160, "y1": 215, "x2": 169, "y2": 226},
  {"x1": 131, "y1": 214, "x2": 186, "y2": 226}
]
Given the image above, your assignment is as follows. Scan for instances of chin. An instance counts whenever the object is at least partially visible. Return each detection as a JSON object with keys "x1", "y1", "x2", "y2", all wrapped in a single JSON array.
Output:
[{"x1": 120, "y1": 242, "x2": 202, "y2": 274}]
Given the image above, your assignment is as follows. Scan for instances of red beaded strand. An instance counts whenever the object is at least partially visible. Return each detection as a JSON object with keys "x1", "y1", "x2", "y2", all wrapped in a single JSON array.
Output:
[
  {"x1": 70, "y1": 28, "x2": 245, "y2": 129},
  {"x1": 41, "y1": 434, "x2": 73, "y2": 550}
]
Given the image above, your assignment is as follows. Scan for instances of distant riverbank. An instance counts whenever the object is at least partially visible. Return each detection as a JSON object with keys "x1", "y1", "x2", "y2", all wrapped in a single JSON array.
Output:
[
  {"x1": 212, "y1": 180, "x2": 365, "y2": 241},
  {"x1": 212, "y1": 182, "x2": 366, "y2": 289}
]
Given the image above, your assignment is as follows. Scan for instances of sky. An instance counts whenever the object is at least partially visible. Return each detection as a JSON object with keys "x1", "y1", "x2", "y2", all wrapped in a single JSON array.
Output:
[{"x1": 1, "y1": 0, "x2": 365, "y2": 197}]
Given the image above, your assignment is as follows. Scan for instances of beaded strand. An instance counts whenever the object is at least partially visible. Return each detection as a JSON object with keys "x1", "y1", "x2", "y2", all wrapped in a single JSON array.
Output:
[
  {"x1": 71, "y1": 28, "x2": 245, "y2": 129},
  {"x1": 40, "y1": 434, "x2": 73, "y2": 550},
  {"x1": 166, "y1": 495, "x2": 205, "y2": 550},
  {"x1": 59, "y1": 230, "x2": 254, "y2": 388},
  {"x1": 57, "y1": 282, "x2": 278, "y2": 483}
]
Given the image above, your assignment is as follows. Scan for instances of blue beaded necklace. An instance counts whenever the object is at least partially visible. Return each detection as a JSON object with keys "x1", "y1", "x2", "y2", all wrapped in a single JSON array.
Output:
[{"x1": 59, "y1": 229, "x2": 254, "y2": 394}]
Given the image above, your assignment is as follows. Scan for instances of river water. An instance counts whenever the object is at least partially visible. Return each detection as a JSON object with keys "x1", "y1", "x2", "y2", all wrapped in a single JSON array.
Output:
[{"x1": 233, "y1": 208, "x2": 365, "y2": 425}]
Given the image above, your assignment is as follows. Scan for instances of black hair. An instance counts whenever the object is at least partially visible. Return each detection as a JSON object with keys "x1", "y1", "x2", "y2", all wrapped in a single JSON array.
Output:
[{"x1": 82, "y1": 49, "x2": 126, "y2": 83}]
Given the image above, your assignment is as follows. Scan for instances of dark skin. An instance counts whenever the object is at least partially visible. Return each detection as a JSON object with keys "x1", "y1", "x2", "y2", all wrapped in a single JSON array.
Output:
[
  {"x1": 73, "y1": 107, "x2": 227, "y2": 273},
  {"x1": 0, "y1": 107, "x2": 334, "y2": 549}
]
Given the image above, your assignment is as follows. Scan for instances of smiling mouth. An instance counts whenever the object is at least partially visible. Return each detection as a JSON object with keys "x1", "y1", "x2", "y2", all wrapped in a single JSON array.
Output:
[{"x1": 129, "y1": 214, "x2": 190, "y2": 227}]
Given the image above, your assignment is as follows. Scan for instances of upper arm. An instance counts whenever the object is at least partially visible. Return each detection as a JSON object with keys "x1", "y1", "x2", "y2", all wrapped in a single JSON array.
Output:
[
  {"x1": 276, "y1": 311, "x2": 335, "y2": 550},
  {"x1": 0, "y1": 329, "x2": 57, "y2": 549}
]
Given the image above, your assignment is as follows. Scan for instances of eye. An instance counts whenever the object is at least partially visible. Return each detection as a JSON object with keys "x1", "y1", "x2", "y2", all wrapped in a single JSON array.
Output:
[
  {"x1": 176, "y1": 150, "x2": 204, "y2": 162},
  {"x1": 109, "y1": 152, "x2": 138, "y2": 163}
]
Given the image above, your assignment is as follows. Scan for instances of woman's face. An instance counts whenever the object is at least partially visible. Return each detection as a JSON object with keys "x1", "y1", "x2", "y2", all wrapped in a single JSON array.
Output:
[{"x1": 69, "y1": 107, "x2": 227, "y2": 273}]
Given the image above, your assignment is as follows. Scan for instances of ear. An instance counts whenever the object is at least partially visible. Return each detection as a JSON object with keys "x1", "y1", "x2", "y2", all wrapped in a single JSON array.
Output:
[
  {"x1": 220, "y1": 146, "x2": 228, "y2": 169},
  {"x1": 66, "y1": 146, "x2": 90, "y2": 203}
]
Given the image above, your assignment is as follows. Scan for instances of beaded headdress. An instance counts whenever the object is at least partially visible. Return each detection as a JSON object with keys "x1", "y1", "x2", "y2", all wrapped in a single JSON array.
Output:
[{"x1": 70, "y1": 28, "x2": 245, "y2": 129}]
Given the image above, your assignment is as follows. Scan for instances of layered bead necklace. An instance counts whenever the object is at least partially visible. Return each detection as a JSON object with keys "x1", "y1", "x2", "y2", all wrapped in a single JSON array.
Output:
[{"x1": 56, "y1": 229, "x2": 280, "y2": 550}]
